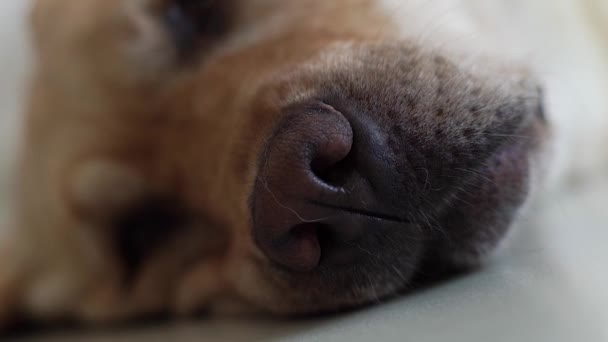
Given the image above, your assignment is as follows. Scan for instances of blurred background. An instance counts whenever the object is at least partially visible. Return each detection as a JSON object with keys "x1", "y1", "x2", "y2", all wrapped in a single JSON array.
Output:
[{"x1": 0, "y1": 0, "x2": 607, "y2": 341}]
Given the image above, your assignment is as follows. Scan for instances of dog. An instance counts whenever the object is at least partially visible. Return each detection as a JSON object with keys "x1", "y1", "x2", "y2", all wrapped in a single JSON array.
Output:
[{"x1": 0, "y1": 0, "x2": 606, "y2": 328}]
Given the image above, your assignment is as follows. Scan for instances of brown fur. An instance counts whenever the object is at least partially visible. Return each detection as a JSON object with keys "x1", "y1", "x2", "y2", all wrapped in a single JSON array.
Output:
[{"x1": 1, "y1": 0, "x2": 546, "y2": 327}]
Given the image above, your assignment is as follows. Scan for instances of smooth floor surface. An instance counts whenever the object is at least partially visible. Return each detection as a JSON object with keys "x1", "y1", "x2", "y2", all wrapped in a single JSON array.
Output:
[{"x1": 12, "y1": 177, "x2": 608, "y2": 341}]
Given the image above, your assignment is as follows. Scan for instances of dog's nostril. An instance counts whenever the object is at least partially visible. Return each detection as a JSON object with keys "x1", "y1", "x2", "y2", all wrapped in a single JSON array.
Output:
[
  {"x1": 284, "y1": 223, "x2": 353, "y2": 269},
  {"x1": 253, "y1": 103, "x2": 358, "y2": 272},
  {"x1": 275, "y1": 223, "x2": 323, "y2": 273},
  {"x1": 311, "y1": 152, "x2": 355, "y2": 188},
  {"x1": 265, "y1": 221, "x2": 358, "y2": 272}
]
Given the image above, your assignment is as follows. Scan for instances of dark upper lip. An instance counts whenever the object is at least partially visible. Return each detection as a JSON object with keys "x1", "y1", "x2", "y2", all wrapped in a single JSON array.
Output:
[{"x1": 307, "y1": 200, "x2": 412, "y2": 224}]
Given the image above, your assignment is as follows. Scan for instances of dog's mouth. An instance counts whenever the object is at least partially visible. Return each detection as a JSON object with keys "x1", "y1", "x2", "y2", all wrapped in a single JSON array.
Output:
[
  {"x1": 273, "y1": 202, "x2": 417, "y2": 270},
  {"x1": 308, "y1": 201, "x2": 413, "y2": 224}
]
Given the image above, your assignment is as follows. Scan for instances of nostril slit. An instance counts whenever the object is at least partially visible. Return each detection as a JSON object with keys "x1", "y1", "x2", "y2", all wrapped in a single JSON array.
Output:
[
  {"x1": 291, "y1": 223, "x2": 336, "y2": 263},
  {"x1": 311, "y1": 153, "x2": 356, "y2": 188},
  {"x1": 274, "y1": 223, "x2": 324, "y2": 272}
]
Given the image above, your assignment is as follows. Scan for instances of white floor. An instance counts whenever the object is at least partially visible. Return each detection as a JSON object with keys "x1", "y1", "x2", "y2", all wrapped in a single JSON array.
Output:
[
  {"x1": 2, "y1": 1, "x2": 607, "y2": 341},
  {"x1": 12, "y1": 177, "x2": 607, "y2": 342}
]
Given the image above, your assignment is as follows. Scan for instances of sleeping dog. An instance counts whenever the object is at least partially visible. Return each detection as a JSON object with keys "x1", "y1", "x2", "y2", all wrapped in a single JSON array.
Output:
[{"x1": 1, "y1": 0, "x2": 603, "y2": 327}]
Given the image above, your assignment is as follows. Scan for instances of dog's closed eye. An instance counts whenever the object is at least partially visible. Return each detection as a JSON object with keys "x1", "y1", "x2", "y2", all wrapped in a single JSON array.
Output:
[{"x1": 163, "y1": 0, "x2": 232, "y2": 59}]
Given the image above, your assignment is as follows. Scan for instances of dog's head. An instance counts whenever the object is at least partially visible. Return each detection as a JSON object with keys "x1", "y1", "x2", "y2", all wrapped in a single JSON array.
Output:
[{"x1": 3, "y1": 0, "x2": 548, "y2": 323}]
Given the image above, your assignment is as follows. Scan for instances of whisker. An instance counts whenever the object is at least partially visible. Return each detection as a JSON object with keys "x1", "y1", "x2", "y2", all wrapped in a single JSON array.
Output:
[
  {"x1": 391, "y1": 265, "x2": 408, "y2": 282},
  {"x1": 475, "y1": 132, "x2": 533, "y2": 140},
  {"x1": 259, "y1": 149, "x2": 333, "y2": 224},
  {"x1": 345, "y1": 241, "x2": 378, "y2": 258},
  {"x1": 454, "y1": 167, "x2": 498, "y2": 187},
  {"x1": 261, "y1": 180, "x2": 333, "y2": 223}
]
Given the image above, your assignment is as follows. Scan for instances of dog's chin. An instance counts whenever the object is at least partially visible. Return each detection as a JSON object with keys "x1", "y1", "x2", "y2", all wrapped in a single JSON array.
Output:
[{"x1": 258, "y1": 229, "x2": 424, "y2": 315}]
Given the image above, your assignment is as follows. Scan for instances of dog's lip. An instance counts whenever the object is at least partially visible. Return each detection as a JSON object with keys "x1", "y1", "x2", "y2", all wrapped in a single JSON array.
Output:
[{"x1": 307, "y1": 200, "x2": 412, "y2": 224}]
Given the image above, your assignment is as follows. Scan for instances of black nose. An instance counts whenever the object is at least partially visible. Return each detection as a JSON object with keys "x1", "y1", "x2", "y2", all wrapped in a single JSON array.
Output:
[{"x1": 252, "y1": 102, "x2": 409, "y2": 272}]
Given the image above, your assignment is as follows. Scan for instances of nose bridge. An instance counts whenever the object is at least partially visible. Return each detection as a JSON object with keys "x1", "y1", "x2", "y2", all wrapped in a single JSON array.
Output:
[
  {"x1": 354, "y1": 52, "x2": 541, "y2": 148},
  {"x1": 329, "y1": 43, "x2": 543, "y2": 136},
  {"x1": 314, "y1": 51, "x2": 545, "y2": 214}
]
